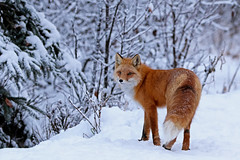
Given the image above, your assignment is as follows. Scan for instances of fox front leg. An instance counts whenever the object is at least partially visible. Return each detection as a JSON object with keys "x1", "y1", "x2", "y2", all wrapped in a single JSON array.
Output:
[
  {"x1": 139, "y1": 111, "x2": 150, "y2": 141},
  {"x1": 148, "y1": 107, "x2": 161, "y2": 146}
]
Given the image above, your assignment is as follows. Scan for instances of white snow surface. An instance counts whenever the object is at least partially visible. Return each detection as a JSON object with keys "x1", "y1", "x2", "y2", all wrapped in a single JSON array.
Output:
[{"x1": 1, "y1": 90, "x2": 240, "y2": 160}]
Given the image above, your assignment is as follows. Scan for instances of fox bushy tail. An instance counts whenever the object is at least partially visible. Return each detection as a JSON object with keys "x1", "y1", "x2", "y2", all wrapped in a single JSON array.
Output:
[{"x1": 163, "y1": 85, "x2": 199, "y2": 143}]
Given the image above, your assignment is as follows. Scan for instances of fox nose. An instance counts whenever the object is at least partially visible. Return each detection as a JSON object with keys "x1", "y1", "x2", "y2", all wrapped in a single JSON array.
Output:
[{"x1": 119, "y1": 79, "x2": 123, "y2": 83}]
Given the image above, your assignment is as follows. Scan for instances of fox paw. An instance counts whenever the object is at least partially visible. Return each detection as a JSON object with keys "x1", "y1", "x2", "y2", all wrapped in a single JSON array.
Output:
[
  {"x1": 153, "y1": 137, "x2": 161, "y2": 146},
  {"x1": 138, "y1": 134, "x2": 149, "y2": 141},
  {"x1": 138, "y1": 137, "x2": 149, "y2": 141},
  {"x1": 163, "y1": 144, "x2": 171, "y2": 150},
  {"x1": 182, "y1": 146, "x2": 190, "y2": 151}
]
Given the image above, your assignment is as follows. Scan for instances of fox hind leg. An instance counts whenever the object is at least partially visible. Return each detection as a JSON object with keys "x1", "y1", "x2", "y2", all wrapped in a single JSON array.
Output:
[
  {"x1": 162, "y1": 124, "x2": 192, "y2": 150},
  {"x1": 162, "y1": 128, "x2": 191, "y2": 150},
  {"x1": 182, "y1": 121, "x2": 191, "y2": 150},
  {"x1": 163, "y1": 138, "x2": 177, "y2": 150}
]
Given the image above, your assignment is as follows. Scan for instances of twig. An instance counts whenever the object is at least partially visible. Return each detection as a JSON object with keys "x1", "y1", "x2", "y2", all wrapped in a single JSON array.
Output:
[
  {"x1": 68, "y1": 97, "x2": 99, "y2": 134},
  {"x1": 228, "y1": 61, "x2": 240, "y2": 92},
  {"x1": 202, "y1": 52, "x2": 224, "y2": 89}
]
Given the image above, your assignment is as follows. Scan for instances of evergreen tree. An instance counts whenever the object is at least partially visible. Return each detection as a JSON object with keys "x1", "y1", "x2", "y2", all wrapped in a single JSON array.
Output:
[
  {"x1": 0, "y1": 85, "x2": 46, "y2": 147},
  {"x1": 0, "y1": 0, "x2": 87, "y2": 147}
]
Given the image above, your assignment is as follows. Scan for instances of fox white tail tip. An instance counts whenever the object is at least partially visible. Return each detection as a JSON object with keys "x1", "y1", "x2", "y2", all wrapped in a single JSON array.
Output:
[{"x1": 163, "y1": 120, "x2": 182, "y2": 143}]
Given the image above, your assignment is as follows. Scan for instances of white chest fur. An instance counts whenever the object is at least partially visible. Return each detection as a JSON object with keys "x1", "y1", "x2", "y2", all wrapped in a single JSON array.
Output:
[{"x1": 119, "y1": 78, "x2": 138, "y2": 99}]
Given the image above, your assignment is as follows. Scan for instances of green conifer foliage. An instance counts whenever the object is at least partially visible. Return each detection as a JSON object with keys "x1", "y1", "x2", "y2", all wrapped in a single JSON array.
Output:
[
  {"x1": 0, "y1": 0, "x2": 61, "y2": 148},
  {"x1": 0, "y1": 0, "x2": 61, "y2": 84}
]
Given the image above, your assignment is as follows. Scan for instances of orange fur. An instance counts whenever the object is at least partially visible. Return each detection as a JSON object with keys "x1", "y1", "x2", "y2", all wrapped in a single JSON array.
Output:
[{"x1": 114, "y1": 53, "x2": 202, "y2": 150}]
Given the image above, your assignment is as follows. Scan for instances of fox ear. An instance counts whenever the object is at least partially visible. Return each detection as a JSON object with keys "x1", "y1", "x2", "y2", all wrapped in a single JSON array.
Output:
[
  {"x1": 132, "y1": 54, "x2": 141, "y2": 68},
  {"x1": 115, "y1": 53, "x2": 123, "y2": 69}
]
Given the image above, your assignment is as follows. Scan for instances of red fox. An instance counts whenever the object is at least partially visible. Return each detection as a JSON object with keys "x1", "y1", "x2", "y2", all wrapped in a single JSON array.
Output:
[{"x1": 114, "y1": 53, "x2": 202, "y2": 150}]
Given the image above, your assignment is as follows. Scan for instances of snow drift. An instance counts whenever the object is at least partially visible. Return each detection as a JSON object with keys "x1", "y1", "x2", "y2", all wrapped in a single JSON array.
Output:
[{"x1": 1, "y1": 91, "x2": 240, "y2": 160}]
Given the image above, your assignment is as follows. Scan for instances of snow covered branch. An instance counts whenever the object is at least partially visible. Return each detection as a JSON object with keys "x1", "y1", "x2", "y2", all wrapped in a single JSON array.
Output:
[{"x1": 68, "y1": 97, "x2": 100, "y2": 134}]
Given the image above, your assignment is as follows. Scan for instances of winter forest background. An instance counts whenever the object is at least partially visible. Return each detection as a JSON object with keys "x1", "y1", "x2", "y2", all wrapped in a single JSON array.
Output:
[{"x1": 0, "y1": 0, "x2": 239, "y2": 148}]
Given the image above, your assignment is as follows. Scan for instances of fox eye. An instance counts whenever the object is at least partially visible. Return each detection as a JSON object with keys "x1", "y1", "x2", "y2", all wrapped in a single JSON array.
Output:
[
  {"x1": 127, "y1": 72, "x2": 133, "y2": 75},
  {"x1": 117, "y1": 71, "x2": 121, "y2": 75}
]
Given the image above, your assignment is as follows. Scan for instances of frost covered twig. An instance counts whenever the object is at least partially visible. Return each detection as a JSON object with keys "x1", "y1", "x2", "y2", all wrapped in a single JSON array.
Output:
[
  {"x1": 202, "y1": 52, "x2": 224, "y2": 89},
  {"x1": 68, "y1": 97, "x2": 100, "y2": 134},
  {"x1": 228, "y1": 61, "x2": 240, "y2": 92}
]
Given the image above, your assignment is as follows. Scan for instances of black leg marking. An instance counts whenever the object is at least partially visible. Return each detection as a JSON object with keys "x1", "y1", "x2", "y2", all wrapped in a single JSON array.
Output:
[
  {"x1": 139, "y1": 128, "x2": 148, "y2": 141},
  {"x1": 184, "y1": 129, "x2": 190, "y2": 134}
]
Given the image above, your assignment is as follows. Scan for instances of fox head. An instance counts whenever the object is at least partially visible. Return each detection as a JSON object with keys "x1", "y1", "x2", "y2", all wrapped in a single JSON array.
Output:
[{"x1": 114, "y1": 53, "x2": 142, "y2": 95}]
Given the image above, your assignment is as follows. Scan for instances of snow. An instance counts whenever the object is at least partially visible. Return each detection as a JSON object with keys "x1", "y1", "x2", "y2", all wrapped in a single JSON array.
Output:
[
  {"x1": 1, "y1": 90, "x2": 240, "y2": 160},
  {"x1": 148, "y1": 2, "x2": 154, "y2": 12},
  {"x1": 38, "y1": 12, "x2": 61, "y2": 48},
  {"x1": 62, "y1": 52, "x2": 83, "y2": 72}
]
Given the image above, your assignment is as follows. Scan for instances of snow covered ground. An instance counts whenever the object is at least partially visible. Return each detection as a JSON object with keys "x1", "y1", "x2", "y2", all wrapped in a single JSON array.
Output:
[{"x1": 1, "y1": 89, "x2": 240, "y2": 160}]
